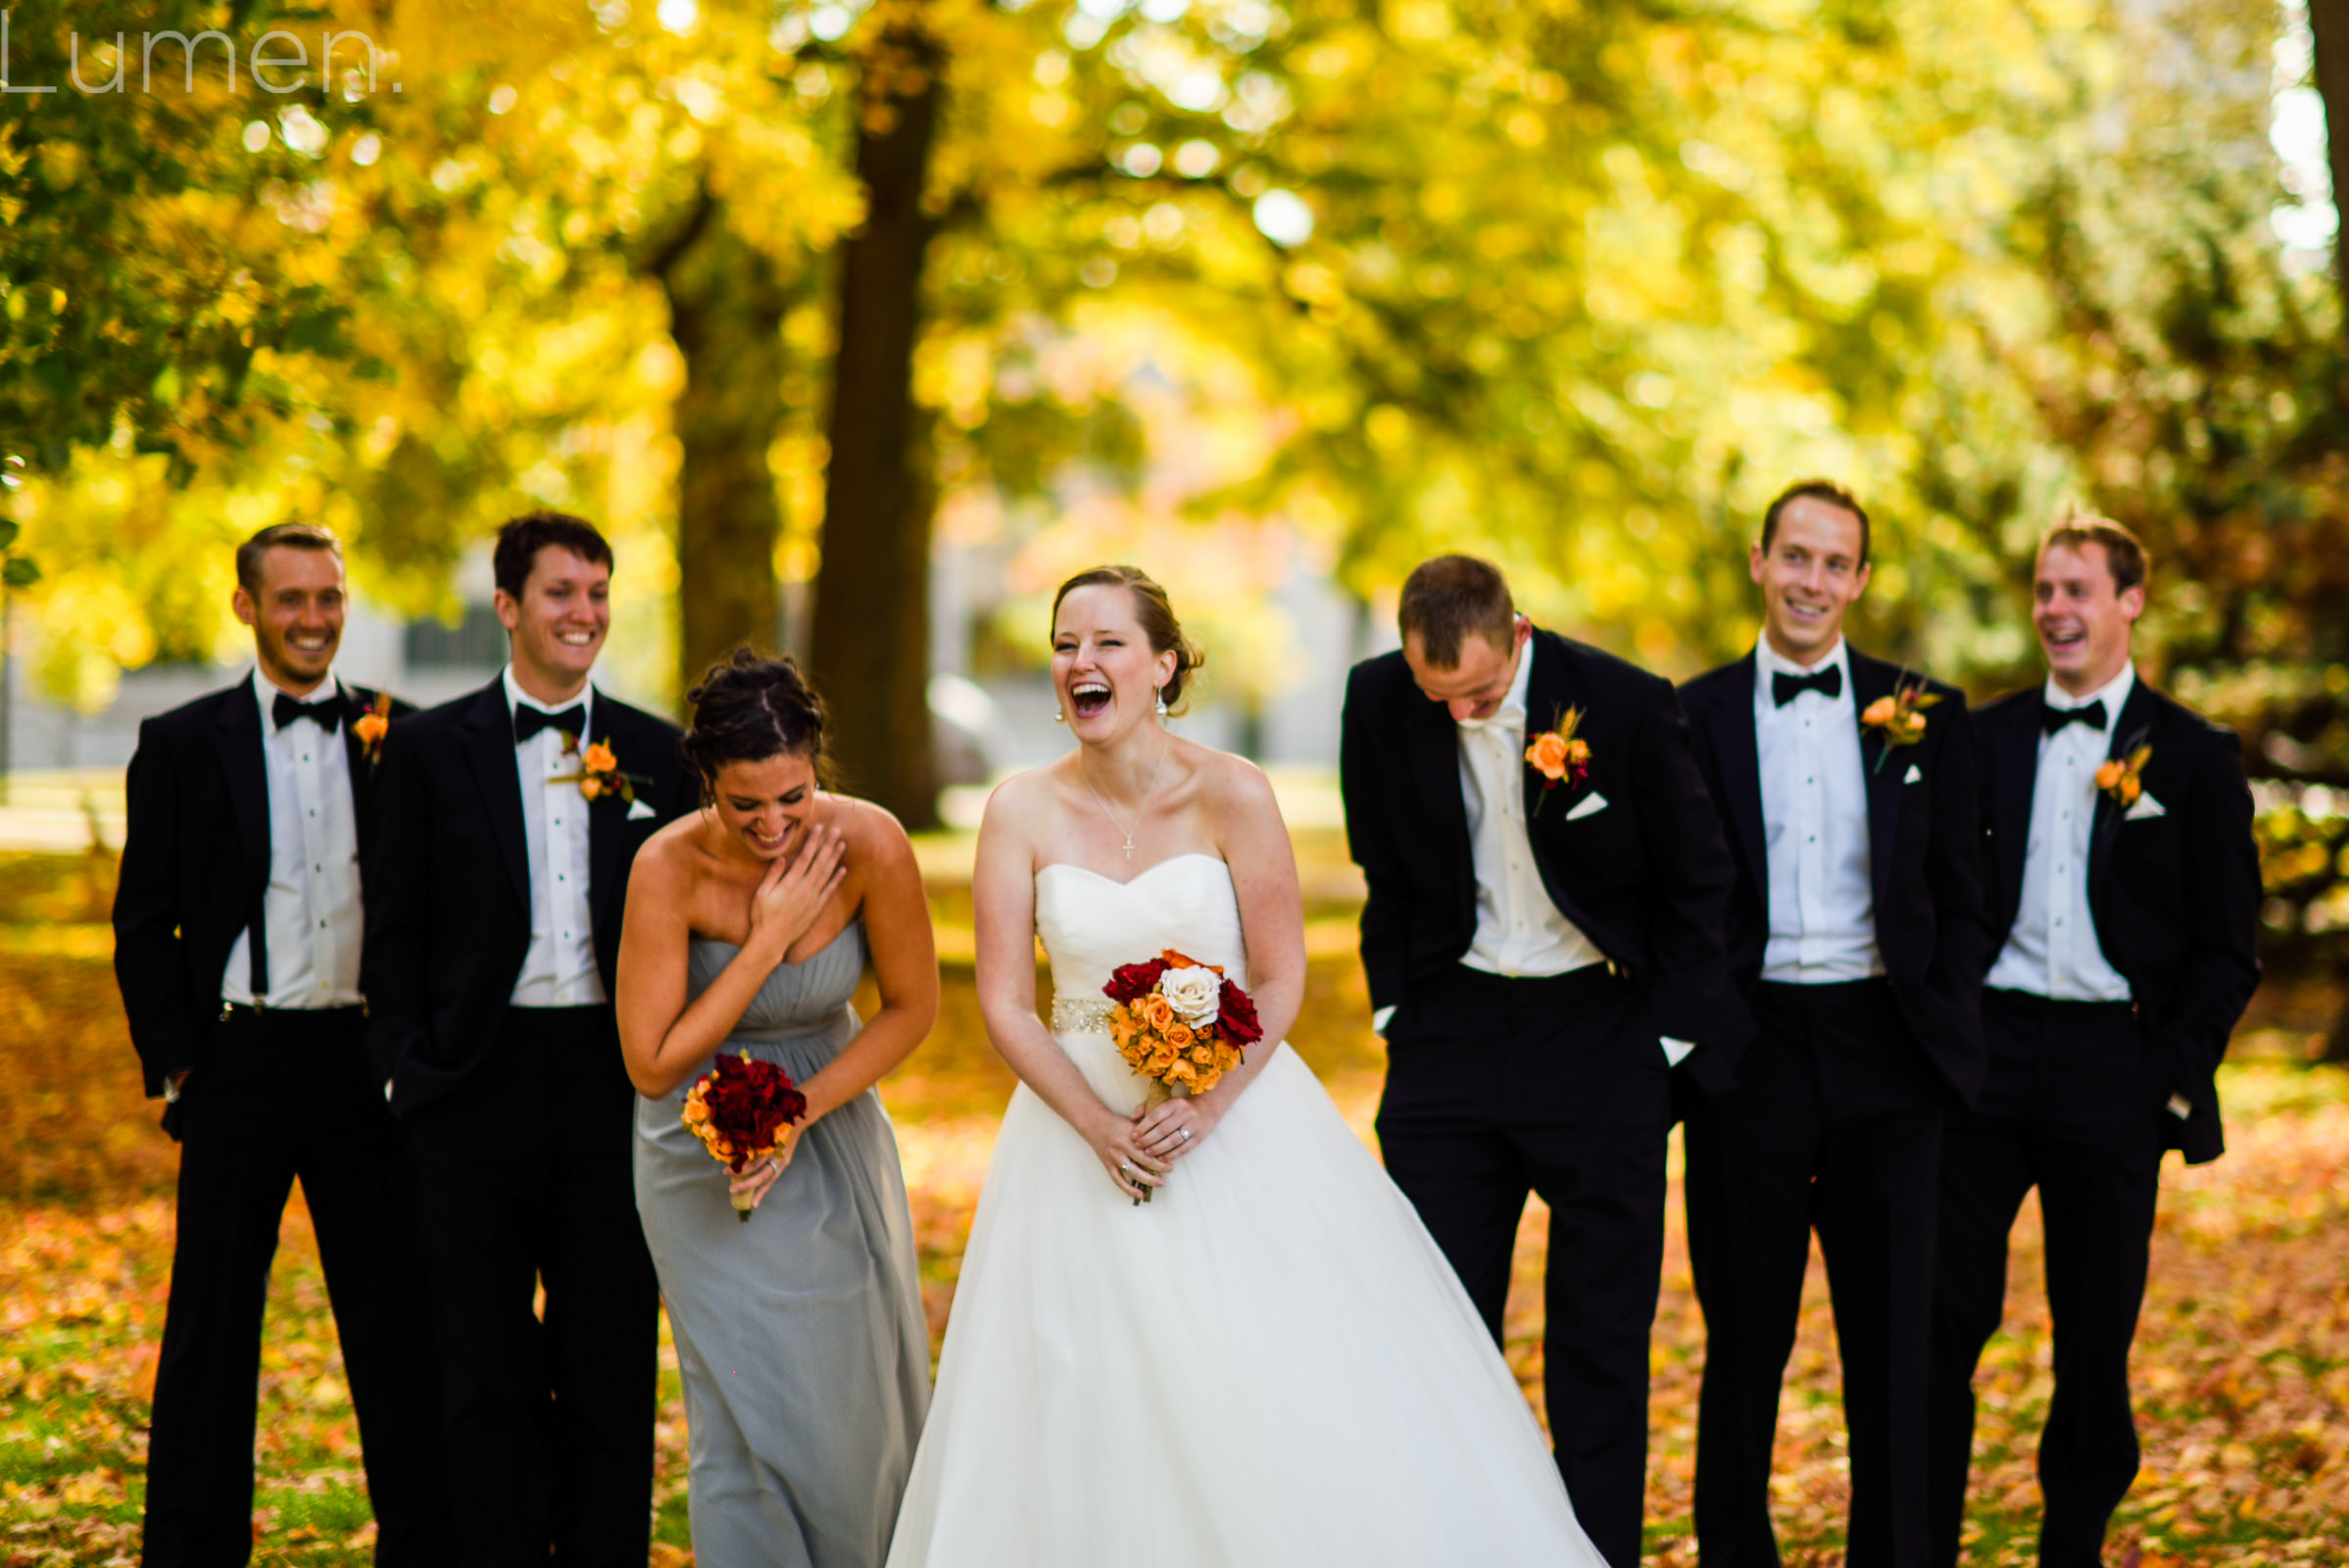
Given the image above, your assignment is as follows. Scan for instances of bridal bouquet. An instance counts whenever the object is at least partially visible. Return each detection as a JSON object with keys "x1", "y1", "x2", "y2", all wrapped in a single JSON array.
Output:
[
  {"x1": 1103, "y1": 950, "x2": 1262, "y2": 1202},
  {"x1": 681, "y1": 1051, "x2": 808, "y2": 1223}
]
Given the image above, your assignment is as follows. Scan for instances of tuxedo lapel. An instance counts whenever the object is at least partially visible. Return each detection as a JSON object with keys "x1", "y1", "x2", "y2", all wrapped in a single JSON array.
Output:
[
  {"x1": 1704, "y1": 655, "x2": 1768, "y2": 900},
  {"x1": 1403, "y1": 683, "x2": 1475, "y2": 922},
  {"x1": 212, "y1": 682, "x2": 272, "y2": 908},
  {"x1": 1990, "y1": 693, "x2": 2040, "y2": 921},
  {"x1": 1518, "y1": 632, "x2": 1572, "y2": 826},
  {"x1": 2089, "y1": 677, "x2": 2157, "y2": 913},
  {"x1": 1848, "y1": 651, "x2": 1904, "y2": 911},
  {"x1": 586, "y1": 691, "x2": 625, "y2": 936},
  {"x1": 460, "y1": 681, "x2": 533, "y2": 916}
]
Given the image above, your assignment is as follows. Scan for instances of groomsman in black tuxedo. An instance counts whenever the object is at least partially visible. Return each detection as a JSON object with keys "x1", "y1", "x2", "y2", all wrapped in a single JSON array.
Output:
[
  {"x1": 114, "y1": 523, "x2": 446, "y2": 1566},
  {"x1": 364, "y1": 513, "x2": 692, "y2": 1568},
  {"x1": 1679, "y1": 481, "x2": 1987, "y2": 1568},
  {"x1": 1342, "y1": 555, "x2": 1751, "y2": 1568},
  {"x1": 1928, "y1": 517, "x2": 2260, "y2": 1568}
]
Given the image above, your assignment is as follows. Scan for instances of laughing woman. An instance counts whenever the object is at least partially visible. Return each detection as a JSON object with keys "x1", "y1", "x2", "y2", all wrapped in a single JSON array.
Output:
[{"x1": 616, "y1": 649, "x2": 937, "y2": 1568}]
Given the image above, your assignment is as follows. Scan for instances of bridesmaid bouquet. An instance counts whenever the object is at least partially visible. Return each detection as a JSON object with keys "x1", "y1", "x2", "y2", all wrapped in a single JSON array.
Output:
[
  {"x1": 1103, "y1": 949, "x2": 1262, "y2": 1203},
  {"x1": 681, "y1": 1051, "x2": 809, "y2": 1223}
]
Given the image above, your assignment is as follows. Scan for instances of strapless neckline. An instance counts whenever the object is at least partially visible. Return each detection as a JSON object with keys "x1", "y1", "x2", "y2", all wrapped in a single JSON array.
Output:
[
  {"x1": 688, "y1": 921, "x2": 861, "y2": 960},
  {"x1": 1034, "y1": 851, "x2": 1230, "y2": 891}
]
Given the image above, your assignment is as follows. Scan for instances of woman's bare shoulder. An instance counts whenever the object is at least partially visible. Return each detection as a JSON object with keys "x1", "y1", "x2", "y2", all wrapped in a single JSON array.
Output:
[
  {"x1": 831, "y1": 794, "x2": 917, "y2": 873},
  {"x1": 1190, "y1": 743, "x2": 1280, "y2": 815}
]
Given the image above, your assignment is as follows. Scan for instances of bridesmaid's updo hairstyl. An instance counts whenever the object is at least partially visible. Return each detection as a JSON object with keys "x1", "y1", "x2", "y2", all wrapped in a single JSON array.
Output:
[
  {"x1": 1051, "y1": 564, "x2": 1207, "y2": 713},
  {"x1": 682, "y1": 648, "x2": 831, "y2": 798}
]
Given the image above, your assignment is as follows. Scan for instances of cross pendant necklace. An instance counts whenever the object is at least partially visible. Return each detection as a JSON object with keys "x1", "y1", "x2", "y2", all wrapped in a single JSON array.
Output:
[{"x1": 1080, "y1": 743, "x2": 1171, "y2": 860}]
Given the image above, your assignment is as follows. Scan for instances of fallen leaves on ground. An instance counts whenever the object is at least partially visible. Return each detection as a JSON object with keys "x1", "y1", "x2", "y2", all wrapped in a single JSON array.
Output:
[{"x1": 6, "y1": 931, "x2": 2344, "y2": 1564}]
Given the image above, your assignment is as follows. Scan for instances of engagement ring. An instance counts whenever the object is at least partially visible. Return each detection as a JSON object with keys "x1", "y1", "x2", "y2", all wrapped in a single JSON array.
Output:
[{"x1": 1179, "y1": 1128, "x2": 1191, "y2": 1142}]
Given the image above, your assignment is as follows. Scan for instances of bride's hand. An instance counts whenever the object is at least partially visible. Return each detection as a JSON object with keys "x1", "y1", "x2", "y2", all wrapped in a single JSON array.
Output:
[
  {"x1": 1085, "y1": 1106, "x2": 1168, "y2": 1200},
  {"x1": 747, "y1": 824, "x2": 848, "y2": 958},
  {"x1": 1133, "y1": 1096, "x2": 1219, "y2": 1164}
]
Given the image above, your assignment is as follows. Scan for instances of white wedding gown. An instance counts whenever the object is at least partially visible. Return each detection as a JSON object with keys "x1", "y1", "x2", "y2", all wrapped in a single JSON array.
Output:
[{"x1": 885, "y1": 854, "x2": 1602, "y2": 1567}]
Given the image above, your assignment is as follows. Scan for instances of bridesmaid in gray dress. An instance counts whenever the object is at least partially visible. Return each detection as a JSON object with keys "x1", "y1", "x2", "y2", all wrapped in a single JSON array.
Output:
[{"x1": 614, "y1": 650, "x2": 939, "y2": 1568}]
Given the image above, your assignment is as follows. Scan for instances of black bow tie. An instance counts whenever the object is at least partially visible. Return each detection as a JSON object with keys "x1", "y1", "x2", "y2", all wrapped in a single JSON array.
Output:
[
  {"x1": 272, "y1": 693, "x2": 343, "y2": 732},
  {"x1": 1771, "y1": 665, "x2": 1842, "y2": 707},
  {"x1": 514, "y1": 704, "x2": 585, "y2": 747},
  {"x1": 2041, "y1": 700, "x2": 2108, "y2": 736}
]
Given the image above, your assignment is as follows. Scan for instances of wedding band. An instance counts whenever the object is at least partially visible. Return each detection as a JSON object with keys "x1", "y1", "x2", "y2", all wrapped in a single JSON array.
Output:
[{"x1": 1119, "y1": 1160, "x2": 1133, "y2": 1173}]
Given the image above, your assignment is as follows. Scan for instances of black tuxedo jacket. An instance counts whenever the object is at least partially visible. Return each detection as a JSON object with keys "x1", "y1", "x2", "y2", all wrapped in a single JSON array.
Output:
[
  {"x1": 1341, "y1": 626, "x2": 1753, "y2": 1086},
  {"x1": 1680, "y1": 648, "x2": 1989, "y2": 1105},
  {"x1": 361, "y1": 679, "x2": 692, "y2": 1115},
  {"x1": 114, "y1": 676, "x2": 413, "y2": 1102},
  {"x1": 1975, "y1": 679, "x2": 2260, "y2": 1163}
]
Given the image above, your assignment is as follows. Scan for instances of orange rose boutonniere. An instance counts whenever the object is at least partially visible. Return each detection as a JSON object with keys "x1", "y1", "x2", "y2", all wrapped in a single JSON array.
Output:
[
  {"x1": 352, "y1": 692, "x2": 394, "y2": 767},
  {"x1": 551, "y1": 733, "x2": 652, "y2": 806},
  {"x1": 2095, "y1": 742, "x2": 2152, "y2": 808},
  {"x1": 1524, "y1": 707, "x2": 1592, "y2": 817},
  {"x1": 1860, "y1": 677, "x2": 1939, "y2": 774}
]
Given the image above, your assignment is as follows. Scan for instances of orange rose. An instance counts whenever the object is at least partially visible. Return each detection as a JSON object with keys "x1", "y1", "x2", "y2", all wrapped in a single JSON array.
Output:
[
  {"x1": 1191, "y1": 1044, "x2": 1215, "y2": 1066},
  {"x1": 579, "y1": 777, "x2": 604, "y2": 801},
  {"x1": 1904, "y1": 710, "x2": 1927, "y2": 734},
  {"x1": 2094, "y1": 760, "x2": 2125, "y2": 792},
  {"x1": 1164, "y1": 1023, "x2": 1195, "y2": 1051},
  {"x1": 584, "y1": 742, "x2": 618, "y2": 772},
  {"x1": 1526, "y1": 731, "x2": 1572, "y2": 780},
  {"x1": 354, "y1": 711, "x2": 389, "y2": 746},
  {"x1": 1862, "y1": 696, "x2": 1897, "y2": 727},
  {"x1": 1141, "y1": 995, "x2": 1176, "y2": 1031},
  {"x1": 1567, "y1": 738, "x2": 1590, "y2": 765}
]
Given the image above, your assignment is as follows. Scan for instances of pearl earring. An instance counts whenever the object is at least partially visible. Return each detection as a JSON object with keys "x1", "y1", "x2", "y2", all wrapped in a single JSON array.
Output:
[
  {"x1": 1154, "y1": 687, "x2": 1169, "y2": 717},
  {"x1": 1052, "y1": 708, "x2": 1066, "y2": 724}
]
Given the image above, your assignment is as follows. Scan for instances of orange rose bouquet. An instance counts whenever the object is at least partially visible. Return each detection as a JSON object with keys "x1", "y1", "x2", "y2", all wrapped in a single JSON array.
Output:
[
  {"x1": 681, "y1": 1051, "x2": 809, "y2": 1222},
  {"x1": 1102, "y1": 949, "x2": 1262, "y2": 1203}
]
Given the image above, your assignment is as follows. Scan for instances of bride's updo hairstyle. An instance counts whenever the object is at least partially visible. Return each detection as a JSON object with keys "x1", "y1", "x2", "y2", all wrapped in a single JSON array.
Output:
[
  {"x1": 681, "y1": 647, "x2": 832, "y2": 801},
  {"x1": 1051, "y1": 564, "x2": 1206, "y2": 715}
]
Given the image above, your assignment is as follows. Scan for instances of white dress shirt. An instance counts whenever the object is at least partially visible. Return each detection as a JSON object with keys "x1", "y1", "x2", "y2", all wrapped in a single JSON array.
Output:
[
  {"x1": 1985, "y1": 663, "x2": 2136, "y2": 1003},
  {"x1": 1456, "y1": 636, "x2": 1606, "y2": 980},
  {"x1": 1753, "y1": 638, "x2": 1886, "y2": 983},
  {"x1": 506, "y1": 666, "x2": 608, "y2": 1008},
  {"x1": 220, "y1": 666, "x2": 366, "y2": 1008}
]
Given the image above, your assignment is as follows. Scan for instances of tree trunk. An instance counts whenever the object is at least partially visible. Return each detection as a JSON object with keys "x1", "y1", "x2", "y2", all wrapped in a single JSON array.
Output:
[
  {"x1": 650, "y1": 190, "x2": 790, "y2": 704},
  {"x1": 810, "y1": 19, "x2": 946, "y2": 829},
  {"x1": 2308, "y1": 0, "x2": 2349, "y2": 325}
]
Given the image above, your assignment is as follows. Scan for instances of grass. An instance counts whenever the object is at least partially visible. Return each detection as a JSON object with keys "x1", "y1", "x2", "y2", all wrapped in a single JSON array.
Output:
[{"x1": 4, "y1": 842, "x2": 2345, "y2": 1564}]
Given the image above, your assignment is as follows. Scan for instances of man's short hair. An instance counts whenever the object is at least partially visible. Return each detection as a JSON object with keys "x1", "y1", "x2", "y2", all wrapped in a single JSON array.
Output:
[
  {"x1": 1761, "y1": 479, "x2": 1872, "y2": 567},
  {"x1": 1397, "y1": 555, "x2": 1515, "y2": 668},
  {"x1": 2040, "y1": 508, "x2": 2149, "y2": 598},
  {"x1": 234, "y1": 523, "x2": 343, "y2": 594},
  {"x1": 493, "y1": 512, "x2": 614, "y2": 601}
]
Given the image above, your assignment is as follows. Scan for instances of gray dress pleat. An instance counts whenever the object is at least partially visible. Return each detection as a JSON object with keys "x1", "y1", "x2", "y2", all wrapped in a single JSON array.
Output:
[{"x1": 634, "y1": 921, "x2": 931, "y2": 1568}]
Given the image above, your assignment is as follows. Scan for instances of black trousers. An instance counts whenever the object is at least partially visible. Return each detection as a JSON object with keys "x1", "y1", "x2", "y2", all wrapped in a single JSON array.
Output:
[
  {"x1": 143, "y1": 1005, "x2": 448, "y2": 1568},
  {"x1": 1683, "y1": 978, "x2": 1945, "y2": 1568},
  {"x1": 1376, "y1": 963, "x2": 1672, "y2": 1568},
  {"x1": 1928, "y1": 990, "x2": 2166, "y2": 1568},
  {"x1": 403, "y1": 1005, "x2": 660, "y2": 1568}
]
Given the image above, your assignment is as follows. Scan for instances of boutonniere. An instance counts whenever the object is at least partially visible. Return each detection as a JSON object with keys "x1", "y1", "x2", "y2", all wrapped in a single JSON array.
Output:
[
  {"x1": 1523, "y1": 706, "x2": 1592, "y2": 817},
  {"x1": 2095, "y1": 737, "x2": 2152, "y2": 808},
  {"x1": 1860, "y1": 676, "x2": 1939, "y2": 774},
  {"x1": 353, "y1": 692, "x2": 394, "y2": 768},
  {"x1": 551, "y1": 735, "x2": 653, "y2": 806}
]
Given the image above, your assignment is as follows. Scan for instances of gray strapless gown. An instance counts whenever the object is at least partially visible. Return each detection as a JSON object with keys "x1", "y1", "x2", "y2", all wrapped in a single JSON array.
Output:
[{"x1": 633, "y1": 921, "x2": 930, "y2": 1568}]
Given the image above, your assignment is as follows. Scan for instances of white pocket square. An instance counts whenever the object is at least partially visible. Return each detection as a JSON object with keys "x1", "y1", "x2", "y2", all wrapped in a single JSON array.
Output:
[
  {"x1": 2125, "y1": 793, "x2": 2165, "y2": 821},
  {"x1": 1564, "y1": 791, "x2": 1609, "y2": 821},
  {"x1": 1902, "y1": 764, "x2": 1922, "y2": 785},
  {"x1": 627, "y1": 798, "x2": 657, "y2": 821}
]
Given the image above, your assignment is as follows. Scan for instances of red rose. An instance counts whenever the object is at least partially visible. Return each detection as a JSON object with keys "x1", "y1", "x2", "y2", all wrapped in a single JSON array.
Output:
[
  {"x1": 1216, "y1": 978, "x2": 1262, "y2": 1046},
  {"x1": 1103, "y1": 958, "x2": 1170, "y2": 1004},
  {"x1": 700, "y1": 1054, "x2": 807, "y2": 1170}
]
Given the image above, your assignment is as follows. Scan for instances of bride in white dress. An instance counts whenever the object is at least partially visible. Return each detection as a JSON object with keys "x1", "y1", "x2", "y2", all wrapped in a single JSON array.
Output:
[{"x1": 884, "y1": 566, "x2": 1605, "y2": 1568}]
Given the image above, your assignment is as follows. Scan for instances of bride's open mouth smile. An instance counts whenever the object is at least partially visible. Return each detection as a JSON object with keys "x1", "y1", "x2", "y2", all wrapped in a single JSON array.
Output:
[{"x1": 1068, "y1": 680, "x2": 1113, "y2": 721}]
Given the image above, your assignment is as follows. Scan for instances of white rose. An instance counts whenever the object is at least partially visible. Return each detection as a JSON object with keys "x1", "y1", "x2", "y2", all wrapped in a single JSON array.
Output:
[{"x1": 1156, "y1": 966, "x2": 1223, "y2": 1029}]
